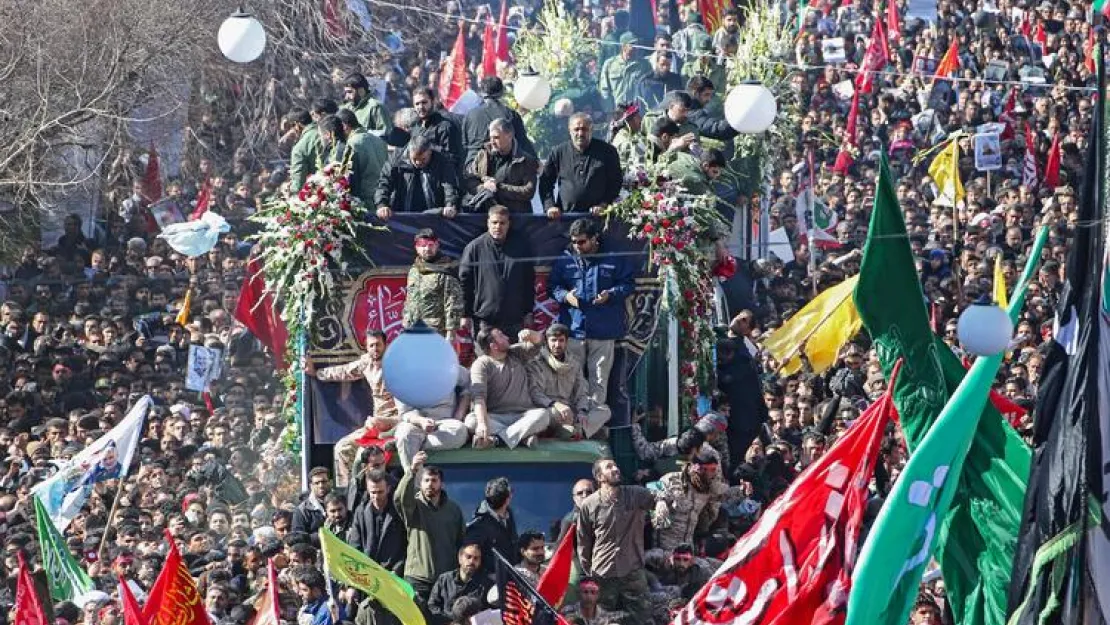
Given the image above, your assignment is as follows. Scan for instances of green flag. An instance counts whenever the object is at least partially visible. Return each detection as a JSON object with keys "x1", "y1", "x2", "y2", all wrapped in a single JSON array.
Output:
[
  {"x1": 34, "y1": 495, "x2": 93, "y2": 601},
  {"x1": 318, "y1": 527, "x2": 424, "y2": 625},
  {"x1": 849, "y1": 347, "x2": 1004, "y2": 625},
  {"x1": 851, "y1": 154, "x2": 1032, "y2": 625}
]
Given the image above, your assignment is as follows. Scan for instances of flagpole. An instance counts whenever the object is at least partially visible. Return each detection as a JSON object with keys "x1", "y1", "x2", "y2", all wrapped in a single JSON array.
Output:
[
  {"x1": 97, "y1": 405, "x2": 149, "y2": 562},
  {"x1": 806, "y1": 144, "x2": 819, "y2": 298}
]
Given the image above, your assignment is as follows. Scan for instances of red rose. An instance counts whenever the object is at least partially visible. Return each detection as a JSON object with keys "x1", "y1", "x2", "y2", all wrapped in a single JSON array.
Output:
[
  {"x1": 643, "y1": 223, "x2": 655, "y2": 233},
  {"x1": 652, "y1": 236, "x2": 664, "y2": 246},
  {"x1": 675, "y1": 242, "x2": 686, "y2": 251},
  {"x1": 661, "y1": 218, "x2": 671, "y2": 228}
]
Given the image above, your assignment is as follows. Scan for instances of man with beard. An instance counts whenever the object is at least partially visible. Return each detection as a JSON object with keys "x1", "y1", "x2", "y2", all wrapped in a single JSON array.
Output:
[
  {"x1": 411, "y1": 87, "x2": 464, "y2": 173},
  {"x1": 307, "y1": 329, "x2": 399, "y2": 487},
  {"x1": 649, "y1": 543, "x2": 710, "y2": 602},
  {"x1": 525, "y1": 324, "x2": 610, "y2": 440},
  {"x1": 577, "y1": 458, "x2": 664, "y2": 623},
  {"x1": 323, "y1": 492, "x2": 351, "y2": 538},
  {"x1": 548, "y1": 219, "x2": 636, "y2": 412},
  {"x1": 711, "y1": 9, "x2": 740, "y2": 51},
  {"x1": 336, "y1": 109, "x2": 389, "y2": 207},
  {"x1": 652, "y1": 452, "x2": 742, "y2": 553},
  {"x1": 402, "y1": 230, "x2": 464, "y2": 339},
  {"x1": 426, "y1": 543, "x2": 491, "y2": 625},
  {"x1": 515, "y1": 530, "x2": 547, "y2": 585},
  {"x1": 341, "y1": 72, "x2": 392, "y2": 137},
  {"x1": 466, "y1": 326, "x2": 551, "y2": 450},
  {"x1": 396, "y1": 451, "x2": 465, "y2": 604},
  {"x1": 636, "y1": 53, "x2": 684, "y2": 110}
]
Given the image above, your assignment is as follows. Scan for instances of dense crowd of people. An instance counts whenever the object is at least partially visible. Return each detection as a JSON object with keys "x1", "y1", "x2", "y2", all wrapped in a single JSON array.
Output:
[{"x1": 1, "y1": 0, "x2": 1097, "y2": 623}]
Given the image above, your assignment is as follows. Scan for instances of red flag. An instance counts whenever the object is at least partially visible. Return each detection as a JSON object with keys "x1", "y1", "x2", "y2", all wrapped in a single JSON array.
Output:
[
  {"x1": 1032, "y1": 21, "x2": 1047, "y2": 54},
  {"x1": 537, "y1": 522, "x2": 576, "y2": 607},
  {"x1": 248, "y1": 559, "x2": 281, "y2": 625},
  {"x1": 957, "y1": 357, "x2": 1028, "y2": 428},
  {"x1": 438, "y1": 23, "x2": 468, "y2": 111},
  {"x1": 832, "y1": 148, "x2": 854, "y2": 174},
  {"x1": 143, "y1": 531, "x2": 208, "y2": 625},
  {"x1": 234, "y1": 256, "x2": 289, "y2": 370},
  {"x1": 1043, "y1": 132, "x2": 1061, "y2": 188},
  {"x1": 141, "y1": 143, "x2": 162, "y2": 203},
  {"x1": 933, "y1": 40, "x2": 960, "y2": 79},
  {"x1": 323, "y1": 0, "x2": 348, "y2": 38},
  {"x1": 998, "y1": 88, "x2": 1017, "y2": 140},
  {"x1": 1021, "y1": 13, "x2": 1032, "y2": 40},
  {"x1": 1086, "y1": 26, "x2": 1097, "y2": 74},
  {"x1": 481, "y1": 18, "x2": 498, "y2": 79},
  {"x1": 494, "y1": 0, "x2": 511, "y2": 63},
  {"x1": 1023, "y1": 123, "x2": 1039, "y2": 190},
  {"x1": 698, "y1": 0, "x2": 727, "y2": 32},
  {"x1": 854, "y1": 18, "x2": 889, "y2": 94},
  {"x1": 886, "y1": 0, "x2": 901, "y2": 42},
  {"x1": 844, "y1": 89, "x2": 860, "y2": 146},
  {"x1": 190, "y1": 182, "x2": 212, "y2": 221},
  {"x1": 673, "y1": 361, "x2": 903, "y2": 625},
  {"x1": 14, "y1": 553, "x2": 48, "y2": 625},
  {"x1": 119, "y1": 576, "x2": 147, "y2": 625}
]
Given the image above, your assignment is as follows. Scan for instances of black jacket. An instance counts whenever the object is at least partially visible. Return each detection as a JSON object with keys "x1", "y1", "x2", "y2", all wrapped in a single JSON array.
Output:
[
  {"x1": 374, "y1": 150, "x2": 460, "y2": 213},
  {"x1": 462, "y1": 97, "x2": 536, "y2": 164},
  {"x1": 459, "y1": 232, "x2": 535, "y2": 326},
  {"x1": 427, "y1": 569, "x2": 492, "y2": 625},
  {"x1": 636, "y1": 72, "x2": 685, "y2": 109},
  {"x1": 346, "y1": 501, "x2": 407, "y2": 576},
  {"x1": 292, "y1": 497, "x2": 325, "y2": 539},
  {"x1": 412, "y1": 111, "x2": 465, "y2": 172},
  {"x1": 687, "y1": 100, "x2": 738, "y2": 142},
  {"x1": 464, "y1": 143, "x2": 540, "y2": 213},
  {"x1": 463, "y1": 501, "x2": 519, "y2": 575},
  {"x1": 539, "y1": 140, "x2": 623, "y2": 213}
]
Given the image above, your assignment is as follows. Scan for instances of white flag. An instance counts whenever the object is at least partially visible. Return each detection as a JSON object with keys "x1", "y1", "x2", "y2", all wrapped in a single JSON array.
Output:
[{"x1": 32, "y1": 396, "x2": 151, "y2": 531}]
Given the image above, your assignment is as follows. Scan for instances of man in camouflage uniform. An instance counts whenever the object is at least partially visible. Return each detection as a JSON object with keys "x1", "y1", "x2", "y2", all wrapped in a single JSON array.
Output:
[
  {"x1": 402, "y1": 229, "x2": 464, "y2": 341},
  {"x1": 650, "y1": 452, "x2": 743, "y2": 553},
  {"x1": 560, "y1": 576, "x2": 626, "y2": 625},
  {"x1": 598, "y1": 33, "x2": 652, "y2": 111},
  {"x1": 646, "y1": 544, "x2": 712, "y2": 623}
]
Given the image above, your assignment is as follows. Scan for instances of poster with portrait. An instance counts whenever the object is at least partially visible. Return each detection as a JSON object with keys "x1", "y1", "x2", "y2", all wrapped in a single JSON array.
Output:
[
  {"x1": 822, "y1": 37, "x2": 847, "y2": 63},
  {"x1": 186, "y1": 344, "x2": 223, "y2": 391},
  {"x1": 973, "y1": 133, "x2": 1003, "y2": 171}
]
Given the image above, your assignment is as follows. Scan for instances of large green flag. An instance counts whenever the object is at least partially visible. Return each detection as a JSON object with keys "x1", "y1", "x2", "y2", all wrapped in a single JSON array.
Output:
[
  {"x1": 849, "y1": 346, "x2": 1004, "y2": 625},
  {"x1": 34, "y1": 495, "x2": 93, "y2": 601},
  {"x1": 851, "y1": 154, "x2": 1033, "y2": 625}
]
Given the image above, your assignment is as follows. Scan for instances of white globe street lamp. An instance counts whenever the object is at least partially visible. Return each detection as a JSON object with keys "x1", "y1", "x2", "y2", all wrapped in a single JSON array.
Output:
[
  {"x1": 515, "y1": 70, "x2": 552, "y2": 111},
  {"x1": 957, "y1": 298, "x2": 1014, "y2": 357},
  {"x1": 218, "y1": 8, "x2": 267, "y2": 64},
  {"x1": 382, "y1": 322, "x2": 460, "y2": 409},
  {"x1": 724, "y1": 81, "x2": 778, "y2": 134}
]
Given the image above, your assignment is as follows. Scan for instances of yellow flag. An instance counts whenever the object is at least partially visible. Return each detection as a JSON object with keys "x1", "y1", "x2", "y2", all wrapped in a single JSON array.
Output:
[
  {"x1": 993, "y1": 254, "x2": 1009, "y2": 309},
  {"x1": 175, "y1": 288, "x2": 192, "y2": 326},
  {"x1": 318, "y1": 528, "x2": 425, "y2": 625},
  {"x1": 927, "y1": 139, "x2": 965, "y2": 207},
  {"x1": 762, "y1": 275, "x2": 862, "y2": 375}
]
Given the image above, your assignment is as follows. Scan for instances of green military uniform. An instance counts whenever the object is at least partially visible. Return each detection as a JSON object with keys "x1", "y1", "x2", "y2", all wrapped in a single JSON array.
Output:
[
  {"x1": 598, "y1": 33, "x2": 652, "y2": 111},
  {"x1": 289, "y1": 123, "x2": 320, "y2": 192},
  {"x1": 641, "y1": 110, "x2": 699, "y2": 141},
  {"x1": 402, "y1": 256, "x2": 464, "y2": 333},
  {"x1": 344, "y1": 128, "x2": 389, "y2": 207},
  {"x1": 342, "y1": 94, "x2": 393, "y2": 137},
  {"x1": 665, "y1": 150, "x2": 711, "y2": 195},
  {"x1": 681, "y1": 55, "x2": 728, "y2": 93}
]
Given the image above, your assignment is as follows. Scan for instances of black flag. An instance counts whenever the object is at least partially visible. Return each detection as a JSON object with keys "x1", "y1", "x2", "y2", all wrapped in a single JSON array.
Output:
[
  {"x1": 494, "y1": 549, "x2": 564, "y2": 625},
  {"x1": 1006, "y1": 43, "x2": 1108, "y2": 625}
]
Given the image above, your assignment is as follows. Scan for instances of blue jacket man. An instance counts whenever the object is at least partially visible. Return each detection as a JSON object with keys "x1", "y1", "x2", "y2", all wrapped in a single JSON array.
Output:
[{"x1": 547, "y1": 219, "x2": 636, "y2": 406}]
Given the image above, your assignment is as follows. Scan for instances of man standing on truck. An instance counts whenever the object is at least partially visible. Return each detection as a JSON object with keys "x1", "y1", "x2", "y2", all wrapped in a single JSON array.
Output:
[{"x1": 576, "y1": 458, "x2": 665, "y2": 624}]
